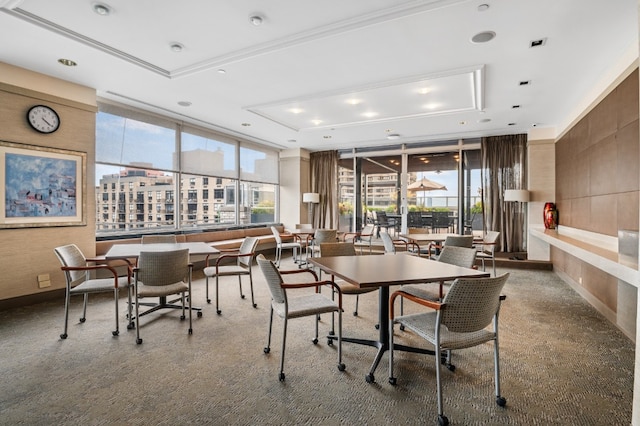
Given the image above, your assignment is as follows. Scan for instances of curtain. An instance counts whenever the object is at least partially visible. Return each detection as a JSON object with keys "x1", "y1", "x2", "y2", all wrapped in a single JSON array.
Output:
[
  {"x1": 310, "y1": 150, "x2": 338, "y2": 229},
  {"x1": 481, "y1": 134, "x2": 527, "y2": 253}
]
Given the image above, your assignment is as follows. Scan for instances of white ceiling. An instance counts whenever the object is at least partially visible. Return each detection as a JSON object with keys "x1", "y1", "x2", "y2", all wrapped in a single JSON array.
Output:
[{"x1": 0, "y1": 0, "x2": 637, "y2": 152}]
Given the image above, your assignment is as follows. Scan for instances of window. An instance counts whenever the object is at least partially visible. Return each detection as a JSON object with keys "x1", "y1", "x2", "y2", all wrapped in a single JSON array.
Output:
[
  {"x1": 202, "y1": 189, "x2": 208, "y2": 200},
  {"x1": 214, "y1": 189, "x2": 224, "y2": 199}
]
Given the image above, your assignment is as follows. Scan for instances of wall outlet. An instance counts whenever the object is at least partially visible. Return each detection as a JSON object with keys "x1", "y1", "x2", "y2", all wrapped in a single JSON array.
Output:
[{"x1": 37, "y1": 274, "x2": 51, "y2": 288}]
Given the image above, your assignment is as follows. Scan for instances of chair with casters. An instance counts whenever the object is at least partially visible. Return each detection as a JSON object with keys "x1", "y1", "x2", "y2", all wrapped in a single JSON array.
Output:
[
  {"x1": 476, "y1": 231, "x2": 500, "y2": 276},
  {"x1": 132, "y1": 248, "x2": 193, "y2": 344},
  {"x1": 318, "y1": 242, "x2": 378, "y2": 319},
  {"x1": 203, "y1": 236, "x2": 259, "y2": 314},
  {"x1": 271, "y1": 226, "x2": 302, "y2": 267},
  {"x1": 141, "y1": 234, "x2": 177, "y2": 244},
  {"x1": 389, "y1": 273, "x2": 510, "y2": 426},
  {"x1": 342, "y1": 224, "x2": 375, "y2": 254},
  {"x1": 256, "y1": 254, "x2": 345, "y2": 381},
  {"x1": 54, "y1": 244, "x2": 132, "y2": 339}
]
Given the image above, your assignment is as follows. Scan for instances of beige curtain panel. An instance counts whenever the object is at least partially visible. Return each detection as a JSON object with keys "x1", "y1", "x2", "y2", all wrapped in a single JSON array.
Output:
[{"x1": 310, "y1": 150, "x2": 338, "y2": 229}]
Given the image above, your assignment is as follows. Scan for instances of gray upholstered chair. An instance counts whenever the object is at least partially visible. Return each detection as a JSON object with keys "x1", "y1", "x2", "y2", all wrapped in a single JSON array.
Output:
[
  {"x1": 203, "y1": 236, "x2": 259, "y2": 314},
  {"x1": 389, "y1": 273, "x2": 509, "y2": 426},
  {"x1": 318, "y1": 242, "x2": 378, "y2": 318},
  {"x1": 307, "y1": 229, "x2": 338, "y2": 259},
  {"x1": 270, "y1": 226, "x2": 302, "y2": 267},
  {"x1": 256, "y1": 254, "x2": 345, "y2": 381},
  {"x1": 54, "y1": 244, "x2": 132, "y2": 339},
  {"x1": 476, "y1": 231, "x2": 500, "y2": 276},
  {"x1": 141, "y1": 234, "x2": 178, "y2": 244},
  {"x1": 428, "y1": 234, "x2": 475, "y2": 260},
  {"x1": 133, "y1": 248, "x2": 193, "y2": 344},
  {"x1": 342, "y1": 224, "x2": 375, "y2": 254},
  {"x1": 380, "y1": 231, "x2": 421, "y2": 256}
]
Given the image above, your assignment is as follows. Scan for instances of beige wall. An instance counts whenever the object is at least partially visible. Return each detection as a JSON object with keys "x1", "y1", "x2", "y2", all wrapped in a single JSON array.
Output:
[{"x1": 0, "y1": 63, "x2": 97, "y2": 303}]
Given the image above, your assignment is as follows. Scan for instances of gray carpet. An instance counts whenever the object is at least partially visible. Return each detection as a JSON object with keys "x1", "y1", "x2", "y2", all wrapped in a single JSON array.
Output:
[{"x1": 0, "y1": 255, "x2": 634, "y2": 425}]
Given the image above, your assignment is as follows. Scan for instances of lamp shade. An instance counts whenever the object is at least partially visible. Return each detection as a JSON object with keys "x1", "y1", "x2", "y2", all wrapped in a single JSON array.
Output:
[
  {"x1": 504, "y1": 189, "x2": 530, "y2": 202},
  {"x1": 302, "y1": 192, "x2": 320, "y2": 203}
]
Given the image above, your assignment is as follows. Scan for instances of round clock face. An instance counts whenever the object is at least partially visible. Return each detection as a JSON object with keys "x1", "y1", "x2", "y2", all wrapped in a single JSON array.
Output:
[{"x1": 27, "y1": 105, "x2": 60, "y2": 134}]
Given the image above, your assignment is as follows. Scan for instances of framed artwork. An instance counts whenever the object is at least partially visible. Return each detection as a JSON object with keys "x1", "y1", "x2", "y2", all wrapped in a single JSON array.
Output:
[{"x1": 0, "y1": 141, "x2": 86, "y2": 228}]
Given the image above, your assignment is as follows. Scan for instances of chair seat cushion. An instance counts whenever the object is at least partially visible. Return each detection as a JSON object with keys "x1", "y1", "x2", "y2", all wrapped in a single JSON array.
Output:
[
  {"x1": 137, "y1": 281, "x2": 188, "y2": 298},
  {"x1": 395, "y1": 312, "x2": 495, "y2": 350},
  {"x1": 70, "y1": 276, "x2": 130, "y2": 294},
  {"x1": 400, "y1": 283, "x2": 440, "y2": 301},
  {"x1": 334, "y1": 281, "x2": 378, "y2": 295},
  {"x1": 280, "y1": 242, "x2": 302, "y2": 249},
  {"x1": 273, "y1": 294, "x2": 339, "y2": 319},
  {"x1": 203, "y1": 265, "x2": 249, "y2": 277}
]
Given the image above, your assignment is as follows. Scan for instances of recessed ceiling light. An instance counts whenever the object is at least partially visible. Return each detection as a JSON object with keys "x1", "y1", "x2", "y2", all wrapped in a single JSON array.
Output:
[
  {"x1": 459, "y1": 121, "x2": 466, "y2": 125},
  {"x1": 170, "y1": 43, "x2": 184, "y2": 52},
  {"x1": 57, "y1": 58, "x2": 77, "y2": 67},
  {"x1": 346, "y1": 98, "x2": 362, "y2": 105},
  {"x1": 361, "y1": 112, "x2": 378, "y2": 118},
  {"x1": 177, "y1": 101, "x2": 191, "y2": 107},
  {"x1": 311, "y1": 119, "x2": 323, "y2": 126},
  {"x1": 478, "y1": 4, "x2": 490, "y2": 12},
  {"x1": 249, "y1": 15, "x2": 263, "y2": 26},
  {"x1": 423, "y1": 103, "x2": 440, "y2": 110},
  {"x1": 93, "y1": 3, "x2": 111, "y2": 16},
  {"x1": 217, "y1": 69, "x2": 226, "y2": 74},
  {"x1": 241, "y1": 123, "x2": 251, "y2": 126},
  {"x1": 417, "y1": 88, "x2": 430, "y2": 95},
  {"x1": 387, "y1": 134, "x2": 400, "y2": 140},
  {"x1": 530, "y1": 38, "x2": 547, "y2": 48},
  {"x1": 471, "y1": 31, "x2": 496, "y2": 43},
  {"x1": 288, "y1": 108, "x2": 304, "y2": 114}
]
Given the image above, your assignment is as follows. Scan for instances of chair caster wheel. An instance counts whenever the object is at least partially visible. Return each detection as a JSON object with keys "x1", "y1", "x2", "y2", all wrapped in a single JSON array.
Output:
[
  {"x1": 366, "y1": 374, "x2": 375, "y2": 383},
  {"x1": 252, "y1": 303, "x2": 257, "y2": 308},
  {"x1": 438, "y1": 415, "x2": 449, "y2": 426},
  {"x1": 264, "y1": 347, "x2": 270, "y2": 354},
  {"x1": 312, "y1": 338, "x2": 318, "y2": 345},
  {"x1": 496, "y1": 396, "x2": 506, "y2": 407},
  {"x1": 136, "y1": 338, "x2": 143, "y2": 344},
  {"x1": 400, "y1": 325, "x2": 405, "y2": 331},
  {"x1": 60, "y1": 333, "x2": 67, "y2": 339},
  {"x1": 374, "y1": 324, "x2": 380, "y2": 330},
  {"x1": 112, "y1": 330, "x2": 119, "y2": 336},
  {"x1": 188, "y1": 328, "x2": 193, "y2": 335},
  {"x1": 127, "y1": 323, "x2": 135, "y2": 330},
  {"x1": 353, "y1": 311, "x2": 358, "y2": 316},
  {"x1": 328, "y1": 330, "x2": 335, "y2": 336},
  {"x1": 180, "y1": 315, "x2": 186, "y2": 320},
  {"x1": 446, "y1": 363, "x2": 455, "y2": 372},
  {"x1": 79, "y1": 318, "x2": 86, "y2": 323},
  {"x1": 279, "y1": 373, "x2": 285, "y2": 381},
  {"x1": 327, "y1": 339, "x2": 333, "y2": 346},
  {"x1": 207, "y1": 299, "x2": 211, "y2": 304},
  {"x1": 197, "y1": 311, "x2": 203, "y2": 318},
  {"x1": 337, "y1": 363, "x2": 346, "y2": 372},
  {"x1": 241, "y1": 295, "x2": 246, "y2": 299},
  {"x1": 216, "y1": 310, "x2": 222, "y2": 315},
  {"x1": 389, "y1": 377, "x2": 397, "y2": 385}
]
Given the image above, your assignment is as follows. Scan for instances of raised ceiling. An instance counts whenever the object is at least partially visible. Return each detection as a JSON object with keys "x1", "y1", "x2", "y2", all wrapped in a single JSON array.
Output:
[{"x1": 0, "y1": 0, "x2": 636, "y2": 152}]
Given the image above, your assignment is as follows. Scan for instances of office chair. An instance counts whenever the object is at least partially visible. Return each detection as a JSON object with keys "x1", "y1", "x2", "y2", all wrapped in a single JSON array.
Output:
[{"x1": 271, "y1": 226, "x2": 302, "y2": 267}]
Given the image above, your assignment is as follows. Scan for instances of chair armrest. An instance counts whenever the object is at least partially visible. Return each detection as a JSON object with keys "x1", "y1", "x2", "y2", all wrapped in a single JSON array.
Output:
[
  {"x1": 389, "y1": 290, "x2": 443, "y2": 319},
  {"x1": 215, "y1": 251, "x2": 255, "y2": 267},
  {"x1": 61, "y1": 264, "x2": 121, "y2": 286},
  {"x1": 280, "y1": 268, "x2": 319, "y2": 280}
]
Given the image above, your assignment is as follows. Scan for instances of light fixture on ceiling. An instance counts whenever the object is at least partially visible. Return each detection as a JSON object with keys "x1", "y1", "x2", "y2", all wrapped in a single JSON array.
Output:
[
  {"x1": 471, "y1": 31, "x2": 496, "y2": 43},
  {"x1": 170, "y1": 43, "x2": 184, "y2": 52},
  {"x1": 287, "y1": 139, "x2": 297, "y2": 143},
  {"x1": 249, "y1": 15, "x2": 263, "y2": 26},
  {"x1": 387, "y1": 134, "x2": 400, "y2": 140},
  {"x1": 512, "y1": 105, "x2": 520, "y2": 109},
  {"x1": 288, "y1": 108, "x2": 304, "y2": 114},
  {"x1": 362, "y1": 111, "x2": 378, "y2": 118},
  {"x1": 477, "y1": 4, "x2": 490, "y2": 12},
  {"x1": 93, "y1": 3, "x2": 111, "y2": 16},
  {"x1": 311, "y1": 119, "x2": 323, "y2": 125},
  {"x1": 417, "y1": 87, "x2": 430, "y2": 95},
  {"x1": 58, "y1": 58, "x2": 77, "y2": 67},
  {"x1": 177, "y1": 101, "x2": 191, "y2": 107},
  {"x1": 519, "y1": 80, "x2": 531, "y2": 86},
  {"x1": 346, "y1": 98, "x2": 362, "y2": 105},
  {"x1": 217, "y1": 69, "x2": 226, "y2": 74},
  {"x1": 241, "y1": 122, "x2": 251, "y2": 126},
  {"x1": 530, "y1": 38, "x2": 547, "y2": 48}
]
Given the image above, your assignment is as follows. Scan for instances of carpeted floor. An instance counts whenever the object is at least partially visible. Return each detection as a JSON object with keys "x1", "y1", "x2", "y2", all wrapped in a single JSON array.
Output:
[{"x1": 0, "y1": 255, "x2": 634, "y2": 425}]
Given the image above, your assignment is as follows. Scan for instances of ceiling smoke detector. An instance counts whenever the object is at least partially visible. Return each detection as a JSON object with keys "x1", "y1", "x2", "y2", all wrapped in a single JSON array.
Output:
[{"x1": 249, "y1": 15, "x2": 263, "y2": 26}]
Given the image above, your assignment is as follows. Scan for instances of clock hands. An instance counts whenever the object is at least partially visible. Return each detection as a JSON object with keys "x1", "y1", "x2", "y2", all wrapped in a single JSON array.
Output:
[{"x1": 42, "y1": 117, "x2": 52, "y2": 126}]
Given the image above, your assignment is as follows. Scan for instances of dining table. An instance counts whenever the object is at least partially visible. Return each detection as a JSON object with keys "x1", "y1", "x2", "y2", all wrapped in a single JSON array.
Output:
[
  {"x1": 308, "y1": 254, "x2": 489, "y2": 383},
  {"x1": 105, "y1": 242, "x2": 220, "y2": 318}
]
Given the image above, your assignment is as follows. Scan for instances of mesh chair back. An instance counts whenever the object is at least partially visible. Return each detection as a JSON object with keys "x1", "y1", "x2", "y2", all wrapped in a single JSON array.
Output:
[
  {"x1": 482, "y1": 231, "x2": 500, "y2": 252},
  {"x1": 141, "y1": 235, "x2": 177, "y2": 244},
  {"x1": 380, "y1": 232, "x2": 396, "y2": 254},
  {"x1": 238, "y1": 236, "x2": 259, "y2": 268},
  {"x1": 295, "y1": 223, "x2": 313, "y2": 229},
  {"x1": 137, "y1": 249, "x2": 189, "y2": 286},
  {"x1": 376, "y1": 211, "x2": 390, "y2": 226},
  {"x1": 443, "y1": 235, "x2": 474, "y2": 248},
  {"x1": 314, "y1": 229, "x2": 337, "y2": 244},
  {"x1": 54, "y1": 244, "x2": 87, "y2": 286},
  {"x1": 256, "y1": 254, "x2": 286, "y2": 304},
  {"x1": 319, "y1": 242, "x2": 356, "y2": 257},
  {"x1": 437, "y1": 245, "x2": 477, "y2": 268},
  {"x1": 441, "y1": 273, "x2": 509, "y2": 333},
  {"x1": 408, "y1": 211, "x2": 423, "y2": 227},
  {"x1": 270, "y1": 226, "x2": 283, "y2": 245}
]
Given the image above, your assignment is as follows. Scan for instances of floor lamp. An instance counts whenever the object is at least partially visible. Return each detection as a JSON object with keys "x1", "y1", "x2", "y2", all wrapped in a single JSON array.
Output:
[
  {"x1": 302, "y1": 192, "x2": 320, "y2": 225},
  {"x1": 504, "y1": 189, "x2": 530, "y2": 259}
]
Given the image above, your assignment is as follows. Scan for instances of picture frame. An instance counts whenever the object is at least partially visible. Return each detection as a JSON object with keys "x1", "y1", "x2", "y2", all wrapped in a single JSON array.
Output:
[{"x1": 0, "y1": 141, "x2": 86, "y2": 228}]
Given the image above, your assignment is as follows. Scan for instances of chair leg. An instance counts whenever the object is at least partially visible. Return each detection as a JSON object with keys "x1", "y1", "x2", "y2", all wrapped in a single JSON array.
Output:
[
  {"x1": 248, "y1": 271, "x2": 257, "y2": 308},
  {"x1": 435, "y1": 342, "x2": 446, "y2": 424},
  {"x1": 205, "y1": 275, "x2": 211, "y2": 304},
  {"x1": 238, "y1": 275, "x2": 245, "y2": 299},
  {"x1": 279, "y1": 317, "x2": 288, "y2": 381},
  {"x1": 337, "y1": 308, "x2": 344, "y2": 371},
  {"x1": 215, "y1": 275, "x2": 221, "y2": 315},
  {"x1": 126, "y1": 283, "x2": 134, "y2": 330},
  {"x1": 264, "y1": 307, "x2": 274, "y2": 353},
  {"x1": 354, "y1": 294, "x2": 359, "y2": 316},
  {"x1": 187, "y1": 276, "x2": 193, "y2": 335},
  {"x1": 81, "y1": 293, "x2": 88, "y2": 323},
  {"x1": 60, "y1": 288, "x2": 71, "y2": 339},
  {"x1": 135, "y1": 281, "x2": 142, "y2": 344},
  {"x1": 388, "y1": 319, "x2": 395, "y2": 382},
  {"x1": 112, "y1": 288, "x2": 119, "y2": 336}
]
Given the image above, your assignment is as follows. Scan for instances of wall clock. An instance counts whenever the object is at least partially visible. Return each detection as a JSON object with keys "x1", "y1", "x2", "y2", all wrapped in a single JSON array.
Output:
[{"x1": 27, "y1": 105, "x2": 60, "y2": 134}]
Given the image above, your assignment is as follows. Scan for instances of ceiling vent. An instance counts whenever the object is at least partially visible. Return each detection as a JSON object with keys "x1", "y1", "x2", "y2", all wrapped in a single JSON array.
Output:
[
  {"x1": 519, "y1": 80, "x2": 531, "y2": 86},
  {"x1": 529, "y1": 38, "x2": 547, "y2": 48}
]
